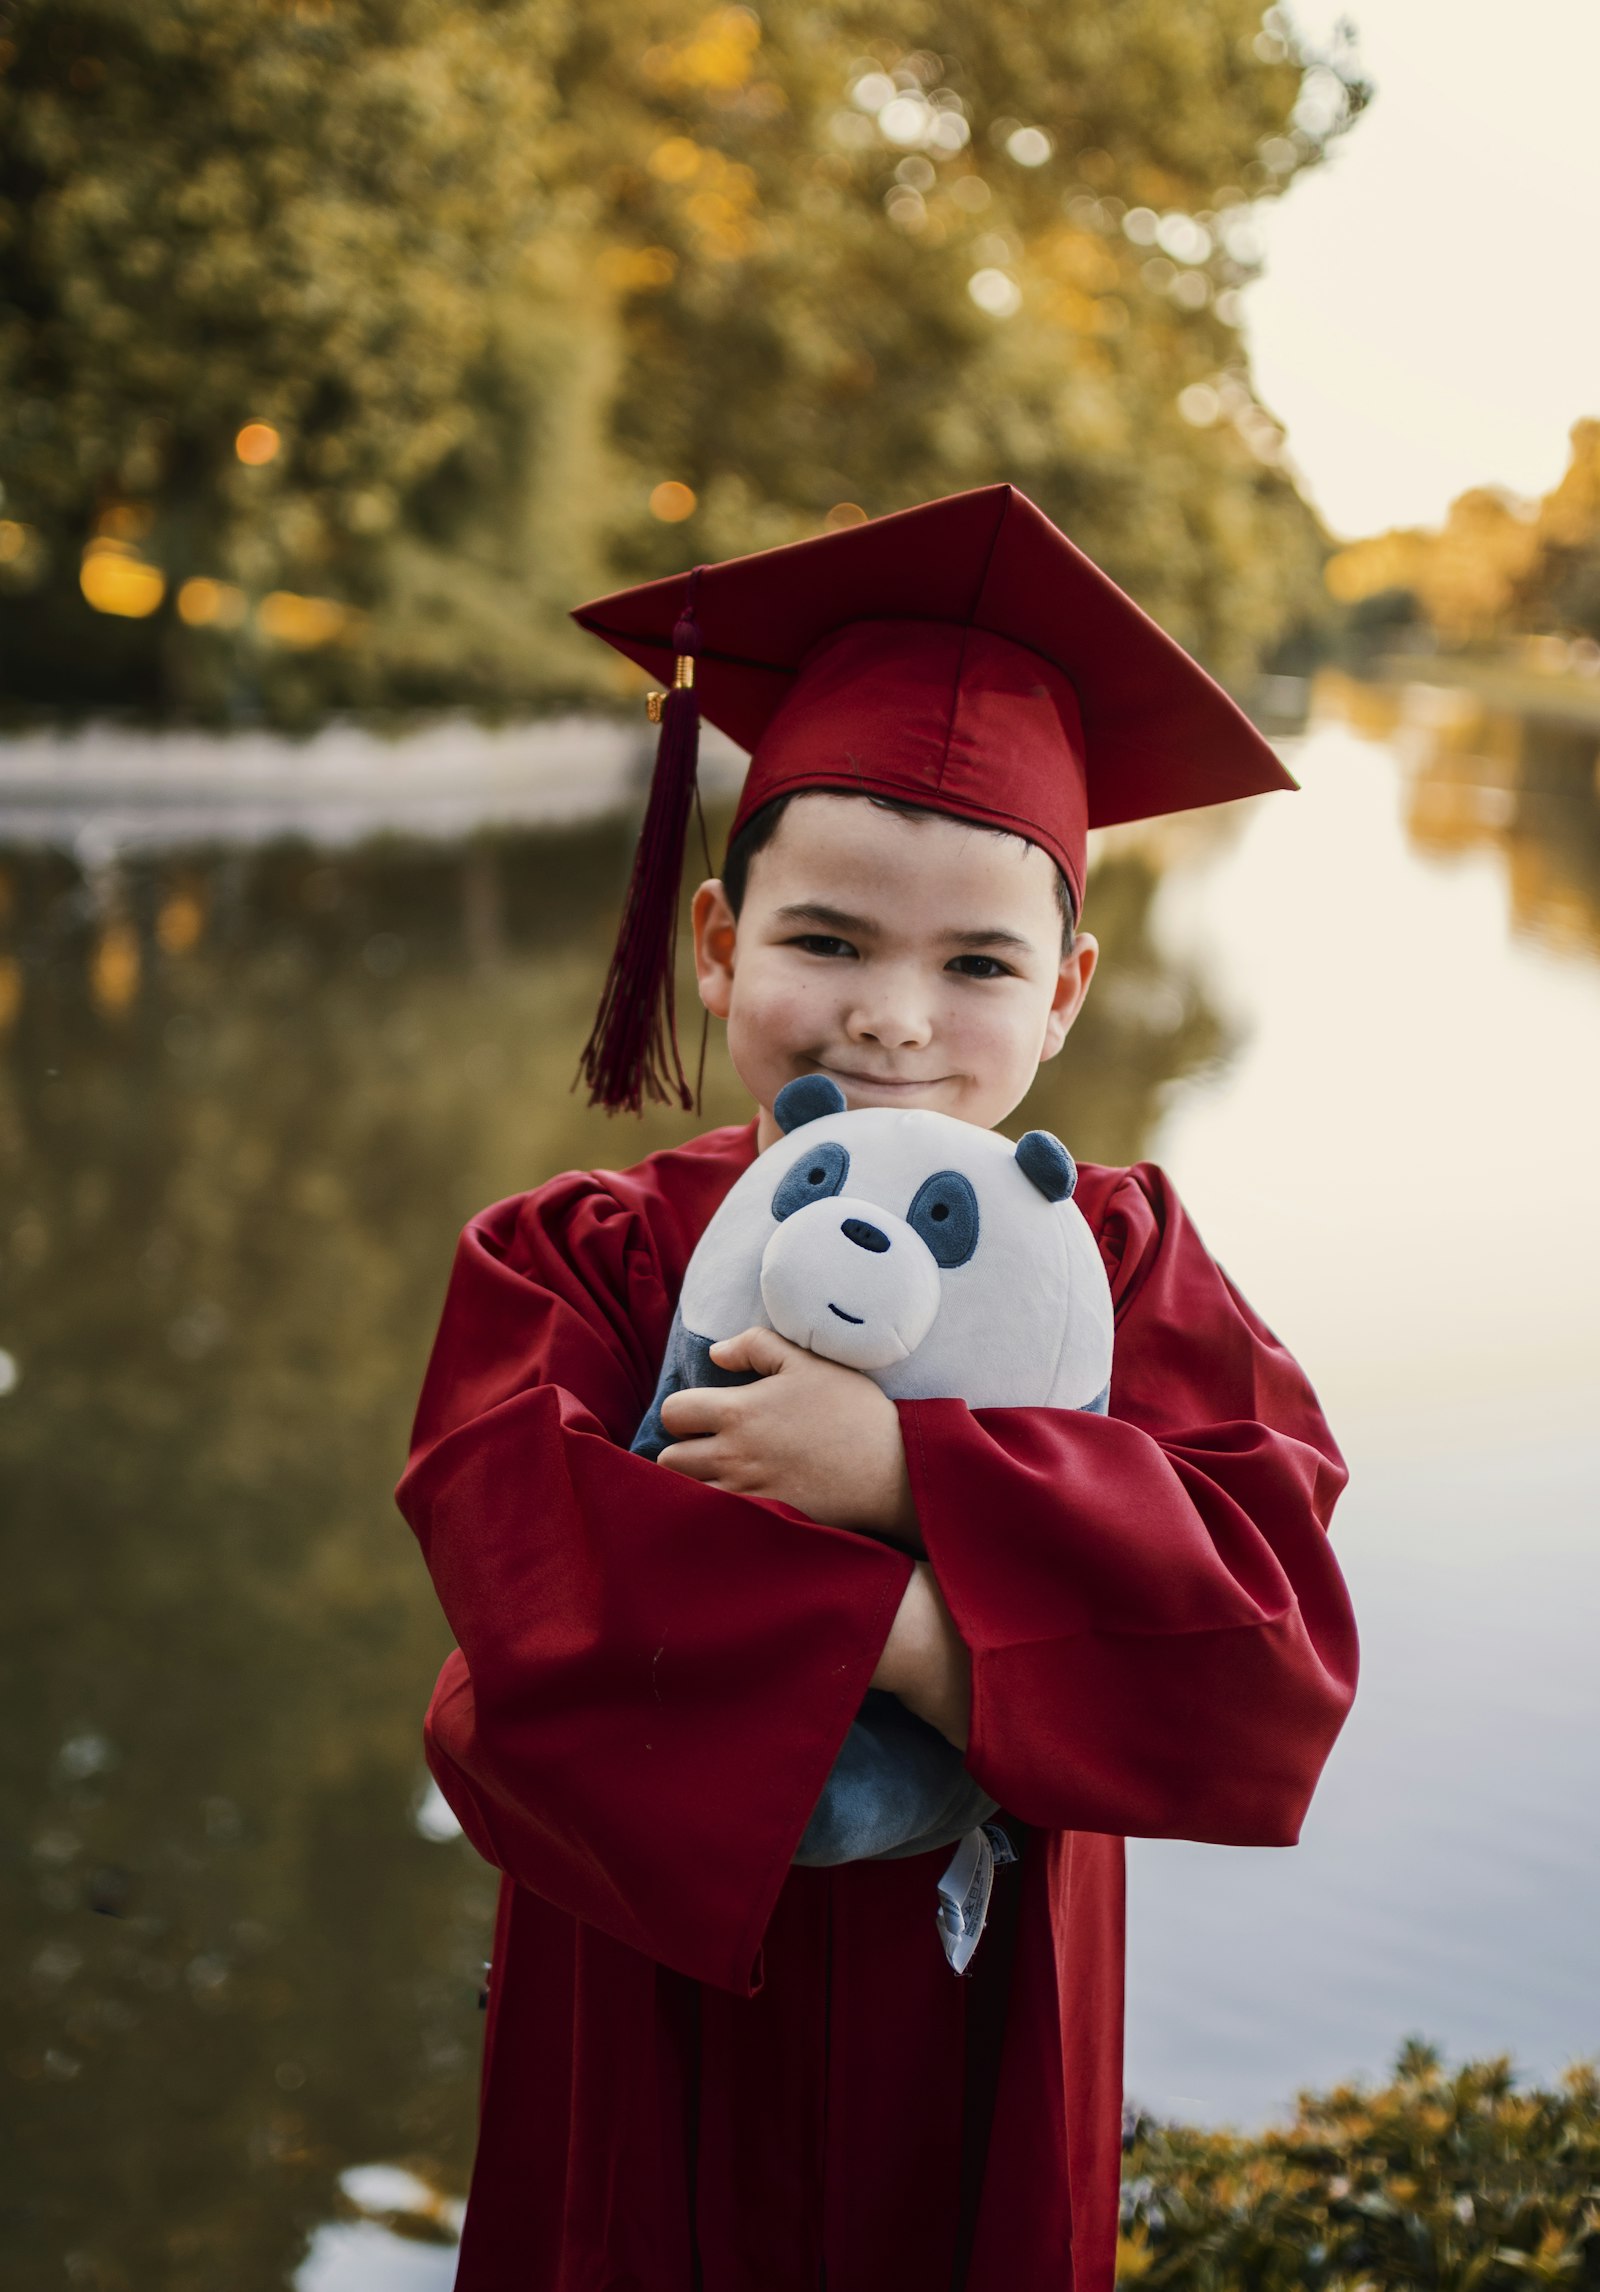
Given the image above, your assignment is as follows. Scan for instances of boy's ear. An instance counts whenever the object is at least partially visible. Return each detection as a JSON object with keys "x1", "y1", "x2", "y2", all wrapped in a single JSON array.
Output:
[
  {"x1": 691, "y1": 880, "x2": 737, "y2": 1019},
  {"x1": 1041, "y1": 930, "x2": 1098, "y2": 1063},
  {"x1": 774, "y1": 1074, "x2": 848, "y2": 1132}
]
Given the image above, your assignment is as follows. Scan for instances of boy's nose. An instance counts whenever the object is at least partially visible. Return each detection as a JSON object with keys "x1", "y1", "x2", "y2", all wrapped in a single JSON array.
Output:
[
  {"x1": 845, "y1": 965, "x2": 933, "y2": 1049},
  {"x1": 841, "y1": 1218, "x2": 890, "y2": 1254}
]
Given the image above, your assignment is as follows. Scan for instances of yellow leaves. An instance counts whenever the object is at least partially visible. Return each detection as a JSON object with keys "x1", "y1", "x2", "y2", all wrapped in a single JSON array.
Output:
[
  {"x1": 1114, "y1": 2227, "x2": 1154, "y2": 2280},
  {"x1": 685, "y1": 188, "x2": 741, "y2": 234},
  {"x1": 596, "y1": 245, "x2": 677, "y2": 292},
  {"x1": 1325, "y1": 532, "x2": 1426, "y2": 604},
  {"x1": 1328, "y1": 494, "x2": 1541, "y2": 644},
  {"x1": 649, "y1": 136, "x2": 702, "y2": 185},
  {"x1": 641, "y1": 8, "x2": 761, "y2": 97},
  {"x1": 1039, "y1": 283, "x2": 1106, "y2": 335},
  {"x1": 647, "y1": 138, "x2": 761, "y2": 262},
  {"x1": 1529, "y1": 418, "x2": 1600, "y2": 550},
  {"x1": 1046, "y1": 228, "x2": 1121, "y2": 295},
  {"x1": 1334, "y1": 423, "x2": 1600, "y2": 648}
]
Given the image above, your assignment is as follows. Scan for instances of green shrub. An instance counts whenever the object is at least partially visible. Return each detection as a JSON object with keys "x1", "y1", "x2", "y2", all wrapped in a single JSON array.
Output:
[{"x1": 1120, "y1": 2044, "x2": 1600, "y2": 2290}]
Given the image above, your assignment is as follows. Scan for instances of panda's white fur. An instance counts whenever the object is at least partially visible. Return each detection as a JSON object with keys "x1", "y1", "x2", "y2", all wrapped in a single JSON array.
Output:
[{"x1": 679, "y1": 1099, "x2": 1113, "y2": 1409}]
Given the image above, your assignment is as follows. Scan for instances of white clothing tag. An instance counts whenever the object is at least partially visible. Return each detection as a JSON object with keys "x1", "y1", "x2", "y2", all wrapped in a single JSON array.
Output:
[{"x1": 935, "y1": 1825, "x2": 996, "y2": 1976}]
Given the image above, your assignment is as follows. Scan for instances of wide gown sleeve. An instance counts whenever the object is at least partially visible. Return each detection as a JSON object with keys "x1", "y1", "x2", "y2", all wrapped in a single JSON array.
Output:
[
  {"x1": 396, "y1": 1176, "x2": 914, "y2": 1996},
  {"x1": 902, "y1": 1164, "x2": 1358, "y2": 1846}
]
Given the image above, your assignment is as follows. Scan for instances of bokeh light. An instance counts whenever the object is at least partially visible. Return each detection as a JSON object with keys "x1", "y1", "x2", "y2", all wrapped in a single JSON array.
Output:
[
  {"x1": 79, "y1": 541, "x2": 165, "y2": 619},
  {"x1": 846, "y1": 66, "x2": 969, "y2": 152},
  {"x1": 234, "y1": 422, "x2": 281, "y2": 467},
  {"x1": 1155, "y1": 212, "x2": 1213, "y2": 264},
  {"x1": 257, "y1": 591, "x2": 352, "y2": 648},
  {"x1": 177, "y1": 577, "x2": 248, "y2": 630},
  {"x1": 824, "y1": 502, "x2": 868, "y2": 530},
  {"x1": 1178, "y1": 384, "x2": 1223, "y2": 428},
  {"x1": 1005, "y1": 126, "x2": 1053, "y2": 167},
  {"x1": 968, "y1": 268, "x2": 1023, "y2": 318},
  {"x1": 648, "y1": 480, "x2": 698, "y2": 522}
]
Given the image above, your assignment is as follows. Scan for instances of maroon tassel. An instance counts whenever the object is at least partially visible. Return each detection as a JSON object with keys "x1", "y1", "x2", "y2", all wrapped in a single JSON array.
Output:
[{"x1": 578, "y1": 584, "x2": 703, "y2": 1114}]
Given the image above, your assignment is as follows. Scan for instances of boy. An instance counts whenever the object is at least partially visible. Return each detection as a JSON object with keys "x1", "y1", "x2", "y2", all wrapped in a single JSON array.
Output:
[{"x1": 397, "y1": 486, "x2": 1358, "y2": 2292}]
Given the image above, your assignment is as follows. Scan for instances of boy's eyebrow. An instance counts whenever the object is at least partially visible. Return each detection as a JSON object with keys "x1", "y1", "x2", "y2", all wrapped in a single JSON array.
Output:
[
  {"x1": 775, "y1": 901, "x2": 1038, "y2": 955},
  {"x1": 943, "y1": 925, "x2": 1038, "y2": 953},
  {"x1": 774, "y1": 901, "x2": 880, "y2": 935}
]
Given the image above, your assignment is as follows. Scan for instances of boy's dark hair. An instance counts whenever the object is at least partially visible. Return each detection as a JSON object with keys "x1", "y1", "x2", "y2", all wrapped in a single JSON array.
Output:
[{"x1": 722, "y1": 791, "x2": 1078, "y2": 942}]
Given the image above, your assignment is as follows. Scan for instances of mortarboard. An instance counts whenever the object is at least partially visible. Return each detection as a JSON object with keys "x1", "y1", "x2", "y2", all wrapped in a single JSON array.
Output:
[{"x1": 572, "y1": 483, "x2": 1294, "y2": 1113}]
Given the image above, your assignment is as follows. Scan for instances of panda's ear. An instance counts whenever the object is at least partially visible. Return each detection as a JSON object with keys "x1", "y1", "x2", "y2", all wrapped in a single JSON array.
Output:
[
  {"x1": 773, "y1": 1074, "x2": 848, "y2": 1133},
  {"x1": 1015, "y1": 1130, "x2": 1077, "y2": 1202}
]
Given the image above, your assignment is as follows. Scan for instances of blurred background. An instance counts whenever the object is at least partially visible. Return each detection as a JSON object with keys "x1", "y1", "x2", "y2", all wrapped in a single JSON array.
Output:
[{"x1": 2, "y1": 0, "x2": 1598, "y2": 2285}]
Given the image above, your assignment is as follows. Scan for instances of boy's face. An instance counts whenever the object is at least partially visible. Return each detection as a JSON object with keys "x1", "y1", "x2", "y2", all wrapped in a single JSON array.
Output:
[{"x1": 692, "y1": 792, "x2": 1098, "y2": 1144}]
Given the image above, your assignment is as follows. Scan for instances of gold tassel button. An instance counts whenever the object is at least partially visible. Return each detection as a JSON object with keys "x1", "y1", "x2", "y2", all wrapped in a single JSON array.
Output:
[{"x1": 645, "y1": 653, "x2": 695, "y2": 722}]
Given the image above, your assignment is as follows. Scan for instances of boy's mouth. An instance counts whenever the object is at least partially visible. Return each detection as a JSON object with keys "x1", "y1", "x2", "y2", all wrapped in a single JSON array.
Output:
[
  {"x1": 827, "y1": 1303, "x2": 864, "y2": 1325},
  {"x1": 819, "y1": 1064, "x2": 949, "y2": 1096}
]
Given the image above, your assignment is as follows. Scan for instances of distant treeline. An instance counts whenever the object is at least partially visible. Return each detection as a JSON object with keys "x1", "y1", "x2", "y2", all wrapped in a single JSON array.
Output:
[
  {"x1": 0, "y1": 0, "x2": 1365, "y2": 723},
  {"x1": 1328, "y1": 421, "x2": 1600, "y2": 658},
  {"x1": 1120, "y1": 2043, "x2": 1600, "y2": 2290}
]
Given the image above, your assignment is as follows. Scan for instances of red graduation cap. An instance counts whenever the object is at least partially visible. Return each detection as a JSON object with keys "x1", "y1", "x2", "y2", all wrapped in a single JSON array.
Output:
[{"x1": 572, "y1": 483, "x2": 1293, "y2": 1113}]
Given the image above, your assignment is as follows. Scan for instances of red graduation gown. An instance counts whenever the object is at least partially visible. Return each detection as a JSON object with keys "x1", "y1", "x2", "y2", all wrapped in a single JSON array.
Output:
[{"x1": 397, "y1": 1122, "x2": 1356, "y2": 2291}]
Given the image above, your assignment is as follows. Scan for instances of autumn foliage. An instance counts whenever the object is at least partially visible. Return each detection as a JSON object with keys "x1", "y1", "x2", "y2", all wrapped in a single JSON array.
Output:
[
  {"x1": 1119, "y1": 2044, "x2": 1600, "y2": 2291},
  {"x1": 0, "y1": 0, "x2": 1366, "y2": 721}
]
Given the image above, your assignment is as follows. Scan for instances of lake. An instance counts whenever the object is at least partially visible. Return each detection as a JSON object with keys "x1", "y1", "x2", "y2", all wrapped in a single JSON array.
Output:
[{"x1": 3, "y1": 671, "x2": 1597, "y2": 2285}]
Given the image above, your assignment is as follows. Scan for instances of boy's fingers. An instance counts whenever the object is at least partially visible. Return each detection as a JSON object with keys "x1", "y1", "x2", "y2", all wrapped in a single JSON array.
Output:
[
  {"x1": 710, "y1": 1325, "x2": 798, "y2": 1377},
  {"x1": 658, "y1": 1386, "x2": 731, "y2": 1438},
  {"x1": 656, "y1": 1439, "x2": 722, "y2": 1483}
]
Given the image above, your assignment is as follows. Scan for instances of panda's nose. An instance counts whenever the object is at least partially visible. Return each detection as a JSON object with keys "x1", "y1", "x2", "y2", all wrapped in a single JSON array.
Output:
[{"x1": 841, "y1": 1217, "x2": 890, "y2": 1254}]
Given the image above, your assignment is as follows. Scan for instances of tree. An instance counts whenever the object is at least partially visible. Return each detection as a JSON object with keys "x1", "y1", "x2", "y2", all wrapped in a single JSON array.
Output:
[
  {"x1": 1323, "y1": 420, "x2": 1600, "y2": 652},
  {"x1": 0, "y1": 0, "x2": 1367, "y2": 721},
  {"x1": 1518, "y1": 418, "x2": 1600, "y2": 642}
]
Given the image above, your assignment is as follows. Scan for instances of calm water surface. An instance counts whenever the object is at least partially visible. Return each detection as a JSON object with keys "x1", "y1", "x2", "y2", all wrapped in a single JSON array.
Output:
[{"x1": 2, "y1": 676, "x2": 1597, "y2": 2283}]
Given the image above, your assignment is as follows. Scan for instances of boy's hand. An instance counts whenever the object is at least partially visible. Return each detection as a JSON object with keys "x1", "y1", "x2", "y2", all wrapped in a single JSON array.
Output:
[
  {"x1": 871, "y1": 1561, "x2": 972, "y2": 1751},
  {"x1": 656, "y1": 1327, "x2": 922, "y2": 1547}
]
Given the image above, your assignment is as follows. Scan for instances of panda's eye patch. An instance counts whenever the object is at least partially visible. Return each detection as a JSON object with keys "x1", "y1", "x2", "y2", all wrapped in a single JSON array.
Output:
[
  {"x1": 771, "y1": 1140, "x2": 850, "y2": 1221},
  {"x1": 906, "y1": 1171, "x2": 980, "y2": 1268}
]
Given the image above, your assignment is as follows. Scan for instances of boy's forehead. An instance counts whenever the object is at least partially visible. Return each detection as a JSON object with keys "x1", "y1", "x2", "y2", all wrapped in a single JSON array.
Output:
[{"x1": 748, "y1": 792, "x2": 1061, "y2": 929}]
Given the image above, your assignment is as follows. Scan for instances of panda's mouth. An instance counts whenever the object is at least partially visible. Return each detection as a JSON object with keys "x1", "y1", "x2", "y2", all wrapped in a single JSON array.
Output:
[{"x1": 827, "y1": 1303, "x2": 864, "y2": 1325}]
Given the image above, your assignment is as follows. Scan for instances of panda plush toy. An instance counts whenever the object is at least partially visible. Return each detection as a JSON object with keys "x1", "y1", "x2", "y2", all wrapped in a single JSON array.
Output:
[{"x1": 633, "y1": 1073, "x2": 1114, "y2": 1970}]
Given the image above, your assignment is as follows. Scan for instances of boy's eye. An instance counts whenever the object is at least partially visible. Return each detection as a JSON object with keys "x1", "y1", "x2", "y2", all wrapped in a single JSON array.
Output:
[
  {"x1": 946, "y1": 954, "x2": 1014, "y2": 980},
  {"x1": 788, "y1": 934, "x2": 857, "y2": 959}
]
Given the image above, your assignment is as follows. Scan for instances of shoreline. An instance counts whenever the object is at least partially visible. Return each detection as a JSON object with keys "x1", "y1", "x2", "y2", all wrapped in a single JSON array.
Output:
[{"x1": 0, "y1": 712, "x2": 751, "y2": 856}]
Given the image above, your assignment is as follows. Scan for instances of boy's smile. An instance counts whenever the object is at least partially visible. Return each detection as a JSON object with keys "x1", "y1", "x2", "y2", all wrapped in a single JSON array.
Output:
[{"x1": 691, "y1": 792, "x2": 1098, "y2": 1145}]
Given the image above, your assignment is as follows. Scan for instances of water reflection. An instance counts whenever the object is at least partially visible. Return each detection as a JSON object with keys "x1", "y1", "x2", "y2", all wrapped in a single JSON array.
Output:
[
  {"x1": 0, "y1": 811, "x2": 1223, "y2": 2285},
  {"x1": 1122, "y1": 677, "x2": 1600, "y2": 2125},
  {"x1": 1322, "y1": 668, "x2": 1600, "y2": 961}
]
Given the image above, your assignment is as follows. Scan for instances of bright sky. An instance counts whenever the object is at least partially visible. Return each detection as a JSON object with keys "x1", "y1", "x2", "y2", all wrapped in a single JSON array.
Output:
[{"x1": 1245, "y1": 0, "x2": 1600, "y2": 540}]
